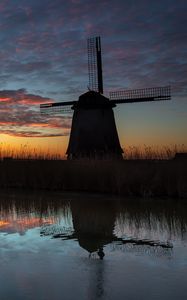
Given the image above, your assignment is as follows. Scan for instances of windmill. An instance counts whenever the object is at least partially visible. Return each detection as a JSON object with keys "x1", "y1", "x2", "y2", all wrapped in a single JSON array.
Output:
[{"x1": 40, "y1": 36, "x2": 171, "y2": 159}]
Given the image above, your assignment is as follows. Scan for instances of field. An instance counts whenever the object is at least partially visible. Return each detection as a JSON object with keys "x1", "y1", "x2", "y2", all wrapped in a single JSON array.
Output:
[
  {"x1": 0, "y1": 156, "x2": 186, "y2": 198},
  {"x1": 0, "y1": 143, "x2": 186, "y2": 160}
]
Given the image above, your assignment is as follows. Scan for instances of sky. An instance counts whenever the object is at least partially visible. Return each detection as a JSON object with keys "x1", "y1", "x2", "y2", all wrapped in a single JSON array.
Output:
[{"x1": 0, "y1": 0, "x2": 187, "y2": 156}]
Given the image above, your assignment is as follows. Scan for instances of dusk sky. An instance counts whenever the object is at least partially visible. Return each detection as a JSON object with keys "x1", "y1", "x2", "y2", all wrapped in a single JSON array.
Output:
[{"x1": 0, "y1": 0, "x2": 186, "y2": 156}]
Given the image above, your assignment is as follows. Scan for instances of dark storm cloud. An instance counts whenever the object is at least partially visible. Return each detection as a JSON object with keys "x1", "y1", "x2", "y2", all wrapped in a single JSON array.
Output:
[
  {"x1": 3, "y1": 61, "x2": 52, "y2": 75},
  {"x1": 1, "y1": 0, "x2": 186, "y2": 86},
  {"x1": 0, "y1": 0, "x2": 186, "y2": 137}
]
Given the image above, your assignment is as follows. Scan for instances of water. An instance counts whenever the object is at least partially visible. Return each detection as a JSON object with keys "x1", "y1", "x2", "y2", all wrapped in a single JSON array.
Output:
[{"x1": 0, "y1": 191, "x2": 187, "y2": 300}]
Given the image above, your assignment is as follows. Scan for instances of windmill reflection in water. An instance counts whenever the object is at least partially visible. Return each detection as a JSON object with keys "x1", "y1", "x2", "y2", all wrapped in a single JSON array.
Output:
[{"x1": 40, "y1": 199, "x2": 173, "y2": 260}]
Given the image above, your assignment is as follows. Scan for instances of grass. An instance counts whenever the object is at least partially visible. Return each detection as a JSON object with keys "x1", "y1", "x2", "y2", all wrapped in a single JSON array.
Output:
[
  {"x1": 0, "y1": 143, "x2": 64, "y2": 160},
  {"x1": 0, "y1": 143, "x2": 186, "y2": 198},
  {"x1": 123, "y1": 144, "x2": 187, "y2": 160},
  {"x1": 0, "y1": 156, "x2": 186, "y2": 198},
  {"x1": 0, "y1": 143, "x2": 186, "y2": 160}
]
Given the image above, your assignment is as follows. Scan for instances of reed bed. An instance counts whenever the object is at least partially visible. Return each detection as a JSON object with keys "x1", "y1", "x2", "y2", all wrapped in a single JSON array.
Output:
[
  {"x1": 0, "y1": 143, "x2": 186, "y2": 198},
  {"x1": 0, "y1": 143, "x2": 64, "y2": 160},
  {"x1": 123, "y1": 144, "x2": 187, "y2": 160},
  {"x1": 0, "y1": 143, "x2": 186, "y2": 160},
  {"x1": 0, "y1": 156, "x2": 186, "y2": 198}
]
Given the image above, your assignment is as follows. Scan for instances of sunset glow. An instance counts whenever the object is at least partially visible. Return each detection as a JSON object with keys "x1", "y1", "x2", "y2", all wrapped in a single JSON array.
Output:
[
  {"x1": 0, "y1": 0, "x2": 186, "y2": 156},
  {"x1": 0, "y1": 216, "x2": 55, "y2": 234}
]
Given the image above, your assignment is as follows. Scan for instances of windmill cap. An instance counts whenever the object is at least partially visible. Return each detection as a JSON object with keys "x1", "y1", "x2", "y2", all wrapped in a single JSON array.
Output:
[{"x1": 73, "y1": 91, "x2": 115, "y2": 109}]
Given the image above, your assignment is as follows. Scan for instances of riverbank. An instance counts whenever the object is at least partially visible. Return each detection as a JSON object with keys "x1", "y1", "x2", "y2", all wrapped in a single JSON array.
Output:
[{"x1": 0, "y1": 158, "x2": 186, "y2": 198}]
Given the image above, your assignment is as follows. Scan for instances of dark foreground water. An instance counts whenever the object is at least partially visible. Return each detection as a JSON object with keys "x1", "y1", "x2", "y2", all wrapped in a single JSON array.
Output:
[{"x1": 0, "y1": 191, "x2": 187, "y2": 300}]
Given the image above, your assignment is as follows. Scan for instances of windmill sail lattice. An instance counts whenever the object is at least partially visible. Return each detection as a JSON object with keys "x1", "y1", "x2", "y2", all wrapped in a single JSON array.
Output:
[
  {"x1": 110, "y1": 86, "x2": 171, "y2": 104},
  {"x1": 40, "y1": 101, "x2": 76, "y2": 114},
  {"x1": 40, "y1": 36, "x2": 171, "y2": 159},
  {"x1": 87, "y1": 36, "x2": 103, "y2": 94}
]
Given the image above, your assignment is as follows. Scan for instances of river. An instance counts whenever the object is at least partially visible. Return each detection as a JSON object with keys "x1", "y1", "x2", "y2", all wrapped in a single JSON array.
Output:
[{"x1": 0, "y1": 191, "x2": 187, "y2": 300}]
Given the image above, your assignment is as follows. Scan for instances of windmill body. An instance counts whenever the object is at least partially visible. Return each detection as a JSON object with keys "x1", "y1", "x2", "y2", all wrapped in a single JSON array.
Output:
[
  {"x1": 40, "y1": 37, "x2": 171, "y2": 159},
  {"x1": 67, "y1": 91, "x2": 123, "y2": 159}
]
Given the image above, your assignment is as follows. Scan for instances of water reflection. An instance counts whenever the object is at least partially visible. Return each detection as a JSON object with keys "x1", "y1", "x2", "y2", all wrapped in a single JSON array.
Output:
[
  {"x1": 41, "y1": 199, "x2": 173, "y2": 259},
  {"x1": 0, "y1": 192, "x2": 187, "y2": 300},
  {"x1": 0, "y1": 192, "x2": 186, "y2": 255}
]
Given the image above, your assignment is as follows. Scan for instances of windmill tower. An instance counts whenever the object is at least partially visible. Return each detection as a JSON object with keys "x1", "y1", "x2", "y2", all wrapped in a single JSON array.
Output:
[{"x1": 40, "y1": 37, "x2": 171, "y2": 159}]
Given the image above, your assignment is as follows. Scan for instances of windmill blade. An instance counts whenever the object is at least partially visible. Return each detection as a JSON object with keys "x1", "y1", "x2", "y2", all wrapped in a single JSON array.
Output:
[
  {"x1": 109, "y1": 86, "x2": 171, "y2": 104},
  {"x1": 40, "y1": 100, "x2": 76, "y2": 115},
  {"x1": 116, "y1": 236, "x2": 173, "y2": 249},
  {"x1": 87, "y1": 36, "x2": 103, "y2": 94}
]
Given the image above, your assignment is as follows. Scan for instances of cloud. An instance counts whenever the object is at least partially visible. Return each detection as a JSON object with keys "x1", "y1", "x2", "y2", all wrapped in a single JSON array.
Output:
[
  {"x1": 0, "y1": 0, "x2": 186, "y2": 141},
  {"x1": 0, "y1": 129, "x2": 68, "y2": 138},
  {"x1": 0, "y1": 89, "x2": 71, "y2": 137},
  {"x1": 1, "y1": 0, "x2": 186, "y2": 95},
  {"x1": 0, "y1": 88, "x2": 52, "y2": 104}
]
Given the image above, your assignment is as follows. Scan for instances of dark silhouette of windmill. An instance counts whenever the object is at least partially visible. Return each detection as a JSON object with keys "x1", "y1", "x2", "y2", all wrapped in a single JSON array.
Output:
[
  {"x1": 40, "y1": 37, "x2": 171, "y2": 159},
  {"x1": 40, "y1": 199, "x2": 173, "y2": 258}
]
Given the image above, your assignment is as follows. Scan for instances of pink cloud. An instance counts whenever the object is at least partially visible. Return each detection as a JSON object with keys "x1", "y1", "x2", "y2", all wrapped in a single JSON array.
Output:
[
  {"x1": 0, "y1": 89, "x2": 71, "y2": 138},
  {"x1": 0, "y1": 89, "x2": 53, "y2": 104}
]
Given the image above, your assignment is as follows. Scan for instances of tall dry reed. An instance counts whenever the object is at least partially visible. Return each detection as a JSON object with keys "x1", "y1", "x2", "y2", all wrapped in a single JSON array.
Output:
[
  {"x1": 0, "y1": 143, "x2": 65, "y2": 160},
  {"x1": 123, "y1": 144, "x2": 187, "y2": 160},
  {"x1": 0, "y1": 143, "x2": 186, "y2": 160}
]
